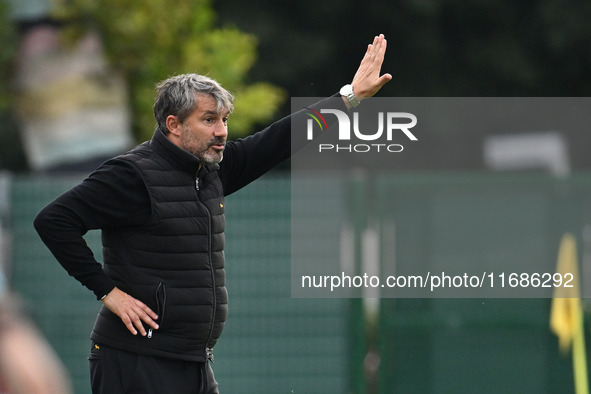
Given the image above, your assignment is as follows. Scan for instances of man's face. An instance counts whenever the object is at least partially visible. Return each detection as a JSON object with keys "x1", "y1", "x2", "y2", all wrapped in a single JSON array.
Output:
[{"x1": 178, "y1": 94, "x2": 229, "y2": 165}]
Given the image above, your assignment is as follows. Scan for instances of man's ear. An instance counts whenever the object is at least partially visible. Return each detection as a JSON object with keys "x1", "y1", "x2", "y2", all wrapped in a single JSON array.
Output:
[{"x1": 166, "y1": 115, "x2": 182, "y2": 138}]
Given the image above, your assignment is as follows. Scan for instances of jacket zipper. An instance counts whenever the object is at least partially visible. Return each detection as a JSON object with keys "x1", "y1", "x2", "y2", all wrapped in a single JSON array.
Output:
[
  {"x1": 148, "y1": 282, "x2": 166, "y2": 338},
  {"x1": 195, "y1": 173, "x2": 217, "y2": 361}
]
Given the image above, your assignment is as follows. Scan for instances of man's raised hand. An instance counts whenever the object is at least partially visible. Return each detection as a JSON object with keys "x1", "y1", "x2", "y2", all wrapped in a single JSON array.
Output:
[{"x1": 350, "y1": 34, "x2": 392, "y2": 101}]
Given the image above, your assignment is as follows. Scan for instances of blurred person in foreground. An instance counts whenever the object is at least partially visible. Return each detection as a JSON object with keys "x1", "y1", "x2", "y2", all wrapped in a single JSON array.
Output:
[
  {"x1": 0, "y1": 290, "x2": 72, "y2": 393},
  {"x1": 33, "y1": 34, "x2": 392, "y2": 393}
]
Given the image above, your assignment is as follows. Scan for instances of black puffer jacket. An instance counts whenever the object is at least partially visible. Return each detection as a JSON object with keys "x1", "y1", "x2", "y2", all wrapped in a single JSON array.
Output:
[{"x1": 91, "y1": 132, "x2": 227, "y2": 362}]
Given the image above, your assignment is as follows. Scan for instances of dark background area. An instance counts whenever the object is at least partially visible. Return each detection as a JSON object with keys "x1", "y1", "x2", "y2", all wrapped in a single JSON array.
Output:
[
  {"x1": 216, "y1": 0, "x2": 591, "y2": 97},
  {"x1": 214, "y1": 0, "x2": 591, "y2": 171}
]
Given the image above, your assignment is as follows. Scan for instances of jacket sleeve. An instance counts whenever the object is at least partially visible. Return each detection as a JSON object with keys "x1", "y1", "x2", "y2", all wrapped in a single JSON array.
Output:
[
  {"x1": 219, "y1": 93, "x2": 348, "y2": 196},
  {"x1": 33, "y1": 160, "x2": 151, "y2": 300}
]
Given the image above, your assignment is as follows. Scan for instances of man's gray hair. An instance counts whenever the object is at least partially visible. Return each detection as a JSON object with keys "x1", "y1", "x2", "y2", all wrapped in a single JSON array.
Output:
[{"x1": 153, "y1": 74, "x2": 234, "y2": 134}]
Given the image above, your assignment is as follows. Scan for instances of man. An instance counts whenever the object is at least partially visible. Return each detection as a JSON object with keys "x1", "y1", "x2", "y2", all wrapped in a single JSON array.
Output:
[{"x1": 34, "y1": 34, "x2": 392, "y2": 393}]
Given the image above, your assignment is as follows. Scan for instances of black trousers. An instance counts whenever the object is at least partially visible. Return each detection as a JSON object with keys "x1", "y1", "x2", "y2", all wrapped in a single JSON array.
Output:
[{"x1": 89, "y1": 342, "x2": 219, "y2": 394}]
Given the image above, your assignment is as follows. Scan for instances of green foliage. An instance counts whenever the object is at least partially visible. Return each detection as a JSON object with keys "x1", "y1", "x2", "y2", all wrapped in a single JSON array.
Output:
[
  {"x1": 0, "y1": 2, "x2": 27, "y2": 172},
  {"x1": 0, "y1": 1, "x2": 16, "y2": 109},
  {"x1": 53, "y1": 0, "x2": 285, "y2": 141}
]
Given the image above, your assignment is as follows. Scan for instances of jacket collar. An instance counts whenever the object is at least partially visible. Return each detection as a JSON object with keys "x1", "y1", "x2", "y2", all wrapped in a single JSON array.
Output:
[{"x1": 150, "y1": 128, "x2": 220, "y2": 175}]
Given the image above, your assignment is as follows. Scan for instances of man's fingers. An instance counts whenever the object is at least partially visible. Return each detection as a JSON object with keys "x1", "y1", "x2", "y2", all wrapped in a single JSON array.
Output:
[
  {"x1": 137, "y1": 307, "x2": 160, "y2": 330},
  {"x1": 121, "y1": 308, "x2": 159, "y2": 336},
  {"x1": 120, "y1": 314, "x2": 138, "y2": 336},
  {"x1": 378, "y1": 73, "x2": 393, "y2": 87},
  {"x1": 130, "y1": 304, "x2": 160, "y2": 335},
  {"x1": 102, "y1": 288, "x2": 160, "y2": 335},
  {"x1": 133, "y1": 299, "x2": 159, "y2": 322},
  {"x1": 120, "y1": 312, "x2": 145, "y2": 336},
  {"x1": 370, "y1": 36, "x2": 387, "y2": 66},
  {"x1": 352, "y1": 34, "x2": 391, "y2": 99},
  {"x1": 131, "y1": 314, "x2": 147, "y2": 336}
]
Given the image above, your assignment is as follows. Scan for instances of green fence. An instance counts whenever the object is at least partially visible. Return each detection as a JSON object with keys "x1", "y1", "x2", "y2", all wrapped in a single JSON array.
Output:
[
  {"x1": 7, "y1": 174, "x2": 350, "y2": 394},
  {"x1": 9, "y1": 174, "x2": 100, "y2": 393},
  {"x1": 4, "y1": 171, "x2": 590, "y2": 393},
  {"x1": 374, "y1": 173, "x2": 591, "y2": 394}
]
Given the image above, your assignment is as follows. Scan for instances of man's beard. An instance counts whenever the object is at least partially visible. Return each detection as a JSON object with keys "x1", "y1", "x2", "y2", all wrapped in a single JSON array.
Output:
[{"x1": 180, "y1": 126, "x2": 225, "y2": 165}]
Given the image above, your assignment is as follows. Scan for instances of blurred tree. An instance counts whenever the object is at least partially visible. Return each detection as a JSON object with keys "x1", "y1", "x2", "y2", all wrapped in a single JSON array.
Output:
[
  {"x1": 0, "y1": 2, "x2": 27, "y2": 172},
  {"x1": 0, "y1": 2, "x2": 16, "y2": 110},
  {"x1": 53, "y1": 0, "x2": 285, "y2": 141}
]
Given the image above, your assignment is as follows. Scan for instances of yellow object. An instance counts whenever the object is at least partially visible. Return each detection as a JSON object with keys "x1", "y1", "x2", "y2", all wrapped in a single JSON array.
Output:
[{"x1": 549, "y1": 233, "x2": 588, "y2": 394}]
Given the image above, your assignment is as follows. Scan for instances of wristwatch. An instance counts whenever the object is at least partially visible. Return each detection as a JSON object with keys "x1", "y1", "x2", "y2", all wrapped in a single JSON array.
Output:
[{"x1": 340, "y1": 84, "x2": 360, "y2": 108}]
